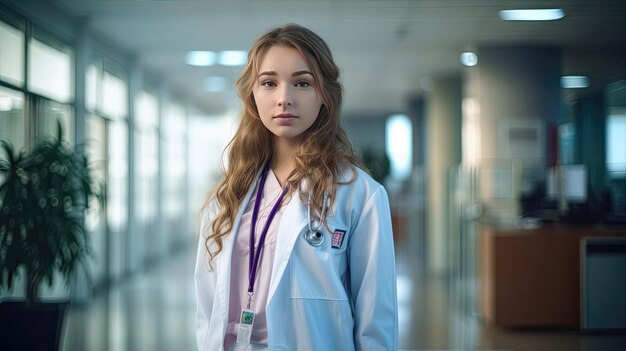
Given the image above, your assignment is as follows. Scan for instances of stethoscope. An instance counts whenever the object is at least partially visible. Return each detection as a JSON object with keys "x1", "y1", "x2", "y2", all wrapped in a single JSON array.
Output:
[{"x1": 304, "y1": 191, "x2": 329, "y2": 246}]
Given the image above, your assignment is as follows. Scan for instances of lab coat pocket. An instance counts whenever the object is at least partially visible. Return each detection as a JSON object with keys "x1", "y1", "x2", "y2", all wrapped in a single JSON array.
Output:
[
  {"x1": 326, "y1": 222, "x2": 349, "y2": 279},
  {"x1": 289, "y1": 226, "x2": 349, "y2": 300}
]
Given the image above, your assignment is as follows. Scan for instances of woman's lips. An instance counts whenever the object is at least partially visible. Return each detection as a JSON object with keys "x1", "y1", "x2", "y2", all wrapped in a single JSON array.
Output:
[
  {"x1": 274, "y1": 113, "x2": 297, "y2": 119},
  {"x1": 273, "y1": 113, "x2": 298, "y2": 123}
]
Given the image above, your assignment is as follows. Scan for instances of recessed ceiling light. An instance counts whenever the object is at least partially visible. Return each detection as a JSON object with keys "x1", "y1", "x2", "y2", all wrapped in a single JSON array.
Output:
[
  {"x1": 205, "y1": 76, "x2": 226, "y2": 92},
  {"x1": 499, "y1": 9, "x2": 565, "y2": 21},
  {"x1": 561, "y1": 76, "x2": 589, "y2": 89},
  {"x1": 460, "y1": 52, "x2": 478, "y2": 67},
  {"x1": 186, "y1": 51, "x2": 217, "y2": 66},
  {"x1": 218, "y1": 51, "x2": 247, "y2": 66}
]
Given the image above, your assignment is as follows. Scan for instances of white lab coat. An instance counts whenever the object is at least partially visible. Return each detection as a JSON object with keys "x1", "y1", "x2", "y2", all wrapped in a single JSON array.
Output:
[{"x1": 195, "y1": 166, "x2": 398, "y2": 351}]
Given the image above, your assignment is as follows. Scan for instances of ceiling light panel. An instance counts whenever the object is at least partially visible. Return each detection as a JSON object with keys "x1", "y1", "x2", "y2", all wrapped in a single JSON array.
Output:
[
  {"x1": 499, "y1": 9, "x2": 565, "y2": 21},
  {"x1": 460, "y1": 52, "x2": 478, "y2": 67},
  {"x1": 561, "y1": 76, "x2": 589, "y2": 88},
  {"x1": 218, "y1": 51, "x2": 247, "y2": 66},
  {"x1": 186, "y1": 51, "x2": 216, "y2": 66}
]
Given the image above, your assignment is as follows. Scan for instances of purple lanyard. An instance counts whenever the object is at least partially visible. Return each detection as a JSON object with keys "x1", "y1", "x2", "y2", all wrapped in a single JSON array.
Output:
[{"x1": 248, "y1": 162, "x2": 288, "y2": 299}]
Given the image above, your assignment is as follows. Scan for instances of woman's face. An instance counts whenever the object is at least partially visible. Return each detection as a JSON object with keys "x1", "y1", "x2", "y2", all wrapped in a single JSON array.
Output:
[{"x1": 253, "y1": 45, "x2": 323, "y2": 144}]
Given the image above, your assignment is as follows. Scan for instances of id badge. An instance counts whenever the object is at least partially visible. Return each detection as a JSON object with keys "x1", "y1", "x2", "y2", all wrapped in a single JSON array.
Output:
[{"x1": 236, "y1": 309, "x2": 256, "y2": 344}]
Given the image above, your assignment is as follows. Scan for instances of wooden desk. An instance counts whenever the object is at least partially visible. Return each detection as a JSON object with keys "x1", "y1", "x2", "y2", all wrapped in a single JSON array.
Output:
[{"x1": 478, "y1": 223, "x2": 626, "y2": 327}]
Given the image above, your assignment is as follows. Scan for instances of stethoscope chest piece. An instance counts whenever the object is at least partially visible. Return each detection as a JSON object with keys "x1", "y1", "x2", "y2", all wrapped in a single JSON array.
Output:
[
  {"x1": 305, "y1": 191, "x2": 329, "y2": 247},
  {"x1": 305, "y1": 229, "x2": 324, "y2": 246}
]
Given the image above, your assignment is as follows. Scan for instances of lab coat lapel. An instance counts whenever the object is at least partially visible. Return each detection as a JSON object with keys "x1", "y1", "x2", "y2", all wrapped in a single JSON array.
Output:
[
  {"x1": 268, "y1": 194, "x2": 307, "y2": 301},
  {"x1": 214, "y1": 167, "x2": 263, "y2": 322}
]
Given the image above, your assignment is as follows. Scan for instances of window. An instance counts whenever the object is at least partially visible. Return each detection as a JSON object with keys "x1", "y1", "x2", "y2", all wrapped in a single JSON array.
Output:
[
  {"x1": 135, "y1": 91, "x2": 159, "y2": 224},
  {"x1": 607, "y1": 108, "x2": 626, "y2": 177},
  {"x1": 28, "y1": 36, "x2": 72, "y2": 103},
  {"x1": 108, "y1": 120, "x2": 129, "y2": 232},
  {"x1": 102, "y1": 71, "x2": 127, "y2": 119},
  {"x1": 0, "y1": 19, "x2": 24, "y2": 87},
  {"x1": 0, "y1": 86, "x2": 25, "y2": 151},
  {"x1": 85, "y1": 64, "x2": 99, "y2": 112},
  {"x1": 86, "y1": 61, "x2": 128, "y2": 115},
  {"x1": 85, "y1": 115, "x2": 107, "y2": 283},
  {"x1": 163, "y1": 102, "x2": 186, "y2": 219},
  {"x1": 36, "y1": 97, "x2": 74, "y2": 144},
  {"x1": 385, "y1": 114, "x2": 412, "y2": 181}
]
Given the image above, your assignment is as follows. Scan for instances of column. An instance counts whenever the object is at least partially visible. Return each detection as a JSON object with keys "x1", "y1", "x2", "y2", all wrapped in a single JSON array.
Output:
[{"x1": 425, "y1": 75, "x2": 462, "y2": 275}]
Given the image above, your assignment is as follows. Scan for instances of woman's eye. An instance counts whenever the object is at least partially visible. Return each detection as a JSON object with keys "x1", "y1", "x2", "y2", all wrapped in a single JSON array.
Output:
[
  {"x1": 261, "y1": 80, "x2": 276, "y2": 88},
  {"x1": 295, "y1": 81, "x2": 311, "y2": 88}
]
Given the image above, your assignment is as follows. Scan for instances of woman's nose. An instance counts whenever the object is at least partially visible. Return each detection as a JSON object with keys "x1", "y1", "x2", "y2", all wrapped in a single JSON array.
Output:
[{"x1": 277, "y1": 86, "x2": 293, "y2": 107}]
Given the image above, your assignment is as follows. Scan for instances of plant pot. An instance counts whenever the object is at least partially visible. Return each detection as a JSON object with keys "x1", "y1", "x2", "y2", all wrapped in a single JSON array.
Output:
[{"x1": 0, "y1": 300, "x2": 68, "y2": 351}]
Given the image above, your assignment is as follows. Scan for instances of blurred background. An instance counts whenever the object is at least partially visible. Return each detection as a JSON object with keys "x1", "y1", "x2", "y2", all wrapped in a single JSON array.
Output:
[{"x1": 0, "y1": 0, "x2": 626, "y2": 350}]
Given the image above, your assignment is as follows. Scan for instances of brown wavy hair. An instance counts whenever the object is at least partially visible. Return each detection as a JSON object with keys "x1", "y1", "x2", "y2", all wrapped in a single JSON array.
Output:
[{"x1": 200, "y1": 23, "x2": 366, "y2": 266}]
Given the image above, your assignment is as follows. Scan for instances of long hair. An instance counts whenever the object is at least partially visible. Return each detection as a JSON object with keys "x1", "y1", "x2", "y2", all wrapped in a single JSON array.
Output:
[{"x1": 200, "y1": 24, "x2": 366, "y2": 265}]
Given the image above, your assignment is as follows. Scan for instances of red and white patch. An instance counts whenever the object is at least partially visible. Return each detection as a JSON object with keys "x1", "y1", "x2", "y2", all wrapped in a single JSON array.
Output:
[{"x1": 331, "y1": 229, "x2": 346, "y2": 249}]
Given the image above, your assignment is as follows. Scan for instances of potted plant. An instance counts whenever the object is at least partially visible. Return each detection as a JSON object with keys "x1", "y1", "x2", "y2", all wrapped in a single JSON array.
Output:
[
  {"x1": 0, "y1": 122, "x2": 101, "y2": 351},
  {"x1": 361, "y1": 146, "x2": 390, "y2": 184}
]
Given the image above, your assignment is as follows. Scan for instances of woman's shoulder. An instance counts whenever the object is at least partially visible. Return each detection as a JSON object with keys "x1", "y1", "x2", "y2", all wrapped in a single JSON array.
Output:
[
  {"x1": 199, "y1": 198, "x2": 220, "y2": 227},
  {"x1": 337, "y1": 164, "x2": 385, "y2": 195},
  {"x1": 333, "y1": 164, "x2": 389, "y2": 222}
]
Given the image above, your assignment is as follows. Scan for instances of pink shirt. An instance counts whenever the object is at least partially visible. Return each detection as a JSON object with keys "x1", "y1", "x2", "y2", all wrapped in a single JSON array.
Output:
[{"x1": 224, "y1": 170, "x2": 288, "y2": 350}]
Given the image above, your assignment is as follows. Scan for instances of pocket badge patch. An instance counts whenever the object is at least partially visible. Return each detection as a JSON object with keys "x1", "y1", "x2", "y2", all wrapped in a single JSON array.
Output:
[{"x1": 331, "y1": 229, "x2": 346, "y2": 249}]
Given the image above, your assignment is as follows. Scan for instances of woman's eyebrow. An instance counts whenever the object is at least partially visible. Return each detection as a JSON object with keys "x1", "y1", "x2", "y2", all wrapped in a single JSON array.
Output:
[
  {"x1": 258, "y1": 70, "x2": 314, "y2": 77},
  {"x1": 292, "y1": 70, "x2": 313, "y2": 77},
  {"x1": 258, "y1": 71, "x2": 276, "y2": 77}
]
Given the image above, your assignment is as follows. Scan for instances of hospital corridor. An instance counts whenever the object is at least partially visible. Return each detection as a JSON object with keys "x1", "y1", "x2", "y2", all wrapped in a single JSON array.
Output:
[
  {"x1": 58, "y1": 234, "x2": 626, "y2": 351},
  {"x1": 1, "y1": 1, "x2": 626, "y2": 350}
]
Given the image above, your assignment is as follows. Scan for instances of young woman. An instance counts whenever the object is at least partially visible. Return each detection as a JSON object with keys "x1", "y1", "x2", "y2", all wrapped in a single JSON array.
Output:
[{"x1": 195, "y1": 24, "x2": 397, "y2": 351}]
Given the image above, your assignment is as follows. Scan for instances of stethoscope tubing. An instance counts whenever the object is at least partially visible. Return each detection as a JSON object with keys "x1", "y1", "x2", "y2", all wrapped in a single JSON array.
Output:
[{"x1": 305, "y1": 191, "x2": 329, "y2": 246}]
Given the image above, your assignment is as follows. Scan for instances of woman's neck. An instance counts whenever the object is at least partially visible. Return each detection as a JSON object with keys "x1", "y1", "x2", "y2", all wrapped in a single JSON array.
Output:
[{"x1": 271, "y1": 137, "x2": 300, "y2": 186}]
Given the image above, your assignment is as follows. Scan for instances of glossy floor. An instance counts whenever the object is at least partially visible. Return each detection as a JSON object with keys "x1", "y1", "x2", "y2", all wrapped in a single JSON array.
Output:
[{"x1": 61, "y1": 246, "x2": 626, "y2": 351}]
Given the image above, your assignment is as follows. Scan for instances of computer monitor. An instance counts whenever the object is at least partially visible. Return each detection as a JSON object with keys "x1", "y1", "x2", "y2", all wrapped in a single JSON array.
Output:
[{"x1": 561, "y1": 165, "x2": 587, "y2": 203}]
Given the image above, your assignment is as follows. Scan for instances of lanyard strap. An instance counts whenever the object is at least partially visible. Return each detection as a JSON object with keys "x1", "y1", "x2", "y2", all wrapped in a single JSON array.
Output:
[{"x1": 248, "y1": 162, "x2": 288, "y2": 298}]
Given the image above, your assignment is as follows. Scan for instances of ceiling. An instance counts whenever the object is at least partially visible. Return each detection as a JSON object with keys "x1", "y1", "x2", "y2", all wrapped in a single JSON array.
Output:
[{"x1": 40, "y1": 0, "x2": 626, "y2": 116}]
